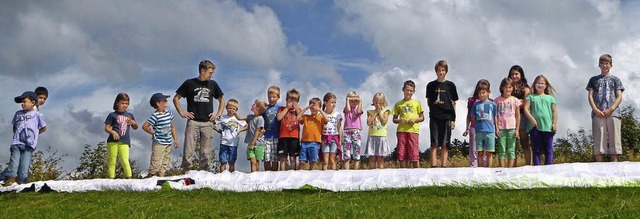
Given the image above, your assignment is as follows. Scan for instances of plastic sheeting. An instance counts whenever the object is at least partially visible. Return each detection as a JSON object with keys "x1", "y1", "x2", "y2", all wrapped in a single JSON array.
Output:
[{"x1": 2, "y1": 162, "x2": 640, "y2": 193}]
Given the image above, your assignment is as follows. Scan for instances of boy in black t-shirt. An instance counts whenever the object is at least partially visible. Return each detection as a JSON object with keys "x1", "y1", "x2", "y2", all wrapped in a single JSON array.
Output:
[
  {"x1": 174, "y1": 60, "x2": 225, "y2": 173},
  {"x1": 426, "y1": 60, "x2": 459, "y2": 168}
]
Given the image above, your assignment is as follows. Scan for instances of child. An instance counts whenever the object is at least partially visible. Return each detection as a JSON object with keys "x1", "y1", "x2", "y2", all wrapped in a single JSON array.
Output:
[
  {"x1": 35, "y1": 87, "x2": 48, "y2": 109},
  {"x1": 263, "y1": 86, "x2": 281, "y2": 171},
  {"x1": 470, "y1": 86, "x2": 498, "y2": 167},
  {"x1": 104, "y1": 93, "x2": 138, "y2": 179},
  {"x1": 4, "y1": 91, "x2": 47, "y2": 185},
  {"x1": 508, "y1": 65, "x2": 532, "y2": 166},
  {"x1": 245, "y1": 99, "x2": 268, "y2": 172},
  {"x1": 426, "y1": 60, "x2": 459, "y2": 168},
  {"x1": 321, "y1": 92, "x2": 342, "y2": 171},
  {"x1": 494, "y1": 78, "x2": 521, "y2": 167},
  {"x1": 365, "y1": 92, "x2": 391, "y2": 169},
  {"x1": 393, "y1": 80, "x2": 425, "y2": 168},
  {"x1": 587, "y1": 54, "x2": 624, "y2": 162},
  {"x1": 297, "y1": 98, "x2": 326, "y2": 170},
  {"x1": 213, "y1": 99, "x2": 247, "y2": 172},
  {"x1": 342, "y1": 91, "x2": 364, "y2": 170},
  {"x1": 463, "y1": 80, "x2": 490, "y2": 167},
  {"x1": 277, "y1": 89, "x2": 302, "y2": 171},
  {"x1": 524, "y1": 75, "x2": 557, "y2": 165},
  {"x1": 142, "y1": 93, "x2": 179, "y2": 177}
]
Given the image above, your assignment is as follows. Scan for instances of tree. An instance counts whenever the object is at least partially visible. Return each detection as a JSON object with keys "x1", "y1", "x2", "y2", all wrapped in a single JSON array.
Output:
[
  {"x1": 620, "y1": 106, "x2": 640, "y2": 157},
  {"x1": 553, "y1": 127, "x2": 593, "y2": 163},
  {"x1": 29, "y1": 146, "x2": 68, "y2": 182}
]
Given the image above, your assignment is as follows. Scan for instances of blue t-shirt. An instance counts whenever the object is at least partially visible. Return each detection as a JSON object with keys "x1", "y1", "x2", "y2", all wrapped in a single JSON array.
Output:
[
  {"x1": 471, "y1": 100, "x2": 497, "y2": 133},
  {"x1": 105, "y1": 111, "x2": 135, "y2": 145},
  {"x1": 586, "y1": 74, "x2": 625, "y2": 118},
  {"x1": 12, "y1": 110, "x2": 46, "y2": 149},
  {"x1": 147, "y1": 111, "x2": 174, "y2": 145},
  {"x1": 263, "y1": 104, "x2": 280, "y2": 138}
]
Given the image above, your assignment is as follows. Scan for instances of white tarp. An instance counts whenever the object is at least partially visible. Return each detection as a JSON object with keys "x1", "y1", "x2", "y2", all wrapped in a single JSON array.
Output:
[{"x1": 2, "y1": 162, "x2": 640, "y2": 193}]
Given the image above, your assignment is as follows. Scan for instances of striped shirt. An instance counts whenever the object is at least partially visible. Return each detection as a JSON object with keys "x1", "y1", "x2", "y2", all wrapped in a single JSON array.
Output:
[{"x1": 147, "y1": 111, "x2": 174, "y2": 145}]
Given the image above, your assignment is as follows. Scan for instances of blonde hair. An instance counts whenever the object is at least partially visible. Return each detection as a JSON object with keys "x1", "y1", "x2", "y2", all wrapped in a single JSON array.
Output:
[
  {"x1": 254, "y1": 99, "x2": 268, "y2": 114},
  {"x1": 267, "y1": 86, "x2": 280, "y2": 98},
  {"x1": 286, "y1": 89, "x2": 300, "y2": 102},
  {"x1": 434, "y1": 60, "x2": 448, "y2": 73},
  {"x1": 532, "y1": 75, "x2": 557, "y2": 95},
  {"x1": 347, "y1": 90, "x2": 359, "y2": 98},
  {"x1": 371, "y1": 92, "x2": 387, "y2": 107},
  {"x1": 226, "y1": 99, "x2": 239, "y2": 109}
]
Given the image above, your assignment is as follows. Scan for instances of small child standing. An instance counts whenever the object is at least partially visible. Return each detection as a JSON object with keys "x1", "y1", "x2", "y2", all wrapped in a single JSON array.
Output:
[
  {"x1": 365, "y1": 92, "x2": 391, "y2": 169},
  {"x1": 524, "y1": 75, "x2": 557, "y2": 165},
  {"x1": 4, "y1": 91, "x2": 47, "y2": 185},
  {"x1": 494, "y1": 78, "x2": 521, "y2": 167},
  {"x1": 393, "y1": 80, "x2": 425, "y2": 168},
  {"x1": 245, "y1": 99, "x2": 268, "y2": 172},
  {"x1": 263, "y1": 86, "x2": 281, "y2": 171},
  {"x1": 104, "y1": 93, "x2": 138, "y2": 179},
  {"x1": 297, "y1": 98, "x2": 326, "y2": 170},
  {"x1": 321, "y1": 92, "x2": 342, "y2": 171},
  {"x1": 587, "y1": 54, "x2": 624, "y2": 162},
  {"x1": 426, "y1": 60, "x2": 459, "y2": 168},
  {"x1": 213, "y1": 99, "x2": 247, "y2": 172},
  {"x1": 463, "y1": 80, "x2": 490, "y2": 167},
  {"x1": 470, "y1": 86, "x2": 498, "y2": 167},
  {"x1": 277, "y1": 89, "x2": 302, "y2": 171},
  {"x1": 142, "y1": 93, "x2": 179, "y2": 177},
  {"x1": 342, "y1": 91, "x2": 364, "y2": 170}
]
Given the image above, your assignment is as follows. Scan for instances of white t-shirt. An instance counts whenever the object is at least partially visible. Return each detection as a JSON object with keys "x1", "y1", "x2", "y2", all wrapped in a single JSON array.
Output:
[
  {"x1": 216, "y1": 115, "x2": 246, "y2": 146},
  {"x1": 322, "y1": 111, "x2": 343, "y2": 135}
]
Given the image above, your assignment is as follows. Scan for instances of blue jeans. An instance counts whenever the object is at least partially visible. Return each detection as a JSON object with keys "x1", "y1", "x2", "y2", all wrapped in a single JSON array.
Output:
[{"x1": 7, "y1": 144, "x2": 34, "y2": 184}]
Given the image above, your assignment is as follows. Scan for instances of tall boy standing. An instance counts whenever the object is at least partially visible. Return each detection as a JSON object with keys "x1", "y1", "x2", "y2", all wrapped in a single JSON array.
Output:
[
  {"x1": 426, "y1": 60, "x2": 459, "y2": 168},
  {"x1": 277, "y1": 89, "x2": 302, "y2": 171},
  {"x1": 263, "y1": 86, "x2": 281, "y2": 171},
  {"x1": 587, "y1": 54, "x2": 624, "y2": 162},
  {"x1": 392, "y1": 80, "x2": 425, "y2": 168},
  {"x1": 174, "y1": 60, "x2": 225, "y2": 173}
]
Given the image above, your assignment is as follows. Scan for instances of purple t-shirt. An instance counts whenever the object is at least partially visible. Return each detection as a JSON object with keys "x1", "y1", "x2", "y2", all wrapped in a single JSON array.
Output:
[
  {"x1": 12, "y1": 110, "x2": 46, "y2": 149},
  {"x1": 343, "y1": 107, "x2": 362, "y2": 130}
]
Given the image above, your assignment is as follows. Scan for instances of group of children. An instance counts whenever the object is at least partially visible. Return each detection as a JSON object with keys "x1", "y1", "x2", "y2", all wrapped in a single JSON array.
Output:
[{"x1": 3, "y1": 54, "x2": 625, "y2": 184}]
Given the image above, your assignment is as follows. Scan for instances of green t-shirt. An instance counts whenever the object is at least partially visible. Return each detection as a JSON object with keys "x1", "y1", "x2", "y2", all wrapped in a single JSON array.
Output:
[
  {"x1": 392, "y1": 99, "x2": 423, "y2": 133},
  {"x1": 367, "y1": 108, "x2": 391, "y2": 137},
  {"x1": 526, "y1": 94, "x2": 556, "y2": 132}
]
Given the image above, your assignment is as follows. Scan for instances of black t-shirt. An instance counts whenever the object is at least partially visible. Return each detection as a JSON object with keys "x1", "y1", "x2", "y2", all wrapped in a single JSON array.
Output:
[
  {"x1": 176, "y1": 78, "x2": 224, "y2": 122},
  {"x1": 426, "y1": 80, "x2": 459, "y2": 121}
]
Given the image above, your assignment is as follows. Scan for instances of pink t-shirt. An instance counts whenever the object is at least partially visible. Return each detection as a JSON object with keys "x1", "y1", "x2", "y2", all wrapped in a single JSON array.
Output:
[
  {"x1": 494, "y1": 96, "x2": 521, "y2": 130},
  {"x1": 343, "y1": 107, "x2": 362, "y2": 130}
]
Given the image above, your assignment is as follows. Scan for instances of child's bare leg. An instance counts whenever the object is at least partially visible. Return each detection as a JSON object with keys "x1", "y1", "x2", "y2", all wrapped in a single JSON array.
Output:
[
  {"x1": 309, "y1": 161, "x2": 315, "y2": 170},
  {"x1": 430, "y1": 145, "x2": 438, "y2": 167},
  {"x1": 507, "y1": 159, "x2": 515, "y2": 168},
  {"x1": 343, "y1": 160, "x2": 350, "y2": 170},
  {"x1": 399, "y1": 160, "x2": 407, "y2": 168},
  {"x1": 519, "y1": 129, "x2": 531, "y2": 165},
  {"x1": 264, "y1": 162, "x2": 271, "y2": 172},
  {"x1": 411, "y1": 161, "x2": 419, "y2": 168},
  {"x1": 376, "y1": 156, "x2": 384, "y2": 169},
  {"x1": 353, "y1": 160, "x2": 360, "y2": 170},
  {"x1": 611, "y1": 155, "x2": 618, "y2": 162},
  {"x1": 298, "y1": 161, "x2": 306, "y2": 170},
  {"x1": 322, "y1": 152, "x2": 329, "y2": 170},
  {"x1": 595, "y1": 154, "x2": 603, "y2": 162},
  {"x1": 220, "y1": 163, "x2": 227, "y2": 172},
  {"x1": 440, "y1": 145, "x2": 448, "y2": 167},
  {"x1": 279, "y1": 157, "x2": 287, "y2": 171},
  {"x1": 329, "y1": 153, "x2": 337, "y2": 170},
  {"x1": 250, "y1": 158, "x2": 257, "y2": 172},
  {"x1": 499, "y1": 159, "x2": 505, "y2": 167},
  {"x1": 485, "y1": 152, "x2": 493, "y2": 168},
  {"x1": 369, "y1": 157, "x2": 377, "y2": 169},
  {"x1": 229, "y1": 163, "x2": 235, "y2": 172},
  {"x1": 289, "y1": 156, "x2": 297, "y2": 170}
]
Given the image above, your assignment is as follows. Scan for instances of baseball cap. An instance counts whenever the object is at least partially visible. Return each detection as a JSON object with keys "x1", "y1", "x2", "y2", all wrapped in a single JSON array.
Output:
[
  {"x1": 14, "y1": 91, "x2": 38, "y2": 103},
  {"x1": 150, "y1": 93, "x2": 171, "y2": 108}
]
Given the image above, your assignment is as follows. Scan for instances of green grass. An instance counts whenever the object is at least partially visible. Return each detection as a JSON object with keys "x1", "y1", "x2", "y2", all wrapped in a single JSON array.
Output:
[{"x1": 1, "y1": 186, "x2": 639, "y2": 218}]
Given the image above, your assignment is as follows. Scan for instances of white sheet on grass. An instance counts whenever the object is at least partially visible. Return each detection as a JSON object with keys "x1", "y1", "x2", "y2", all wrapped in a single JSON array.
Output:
[{"x1": 2, "y1": 162, "x2": 640, "y2": 193}]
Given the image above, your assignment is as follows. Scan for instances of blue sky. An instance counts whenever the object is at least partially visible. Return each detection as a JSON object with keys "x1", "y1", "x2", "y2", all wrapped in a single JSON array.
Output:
[{"x1": 1, "y1": 0, "x2": 639, "y2": 173}]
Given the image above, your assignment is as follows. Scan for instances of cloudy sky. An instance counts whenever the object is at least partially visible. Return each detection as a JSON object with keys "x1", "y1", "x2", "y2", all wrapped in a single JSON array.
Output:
[{"x1": 1, "y1": 0, "x2": 639, "y2": 173}]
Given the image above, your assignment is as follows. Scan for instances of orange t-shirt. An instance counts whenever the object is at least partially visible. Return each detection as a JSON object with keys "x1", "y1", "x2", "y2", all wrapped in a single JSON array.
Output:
[
  {"x1": 278, "y1": 107, "x2": 300, "y2": 138},
  {"x1": 300, "y1": 113, "x2": 324, "y2": 143}
]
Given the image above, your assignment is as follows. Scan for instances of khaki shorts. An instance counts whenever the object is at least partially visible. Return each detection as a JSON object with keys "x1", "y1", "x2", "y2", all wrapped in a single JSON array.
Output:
[{"x1": 592, "y1": 116, "x2": 622, "y2": 155}]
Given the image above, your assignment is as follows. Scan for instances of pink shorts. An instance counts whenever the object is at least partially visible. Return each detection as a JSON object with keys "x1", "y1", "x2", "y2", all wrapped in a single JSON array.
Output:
[{"x1": 397, "y1": 132, "x2": 419, "y2": 162}]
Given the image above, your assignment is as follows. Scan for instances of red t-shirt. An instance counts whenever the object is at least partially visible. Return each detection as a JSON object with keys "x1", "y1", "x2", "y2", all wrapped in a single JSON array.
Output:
[{"x1": 278, "y1": 107, "x2": 300, "y2": 138}]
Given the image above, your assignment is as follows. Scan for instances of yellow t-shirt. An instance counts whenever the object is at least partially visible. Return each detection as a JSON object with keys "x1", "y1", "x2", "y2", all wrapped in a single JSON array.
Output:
[
  {"x1": 367, "y1": 108, "x2": 391, "y2": 137},
  {"x1": 392, "y1": 99, "x2": 423, "y2": 133},
  {"x1": 300, "y1": 113, "x2": 324, "y2": 143}
]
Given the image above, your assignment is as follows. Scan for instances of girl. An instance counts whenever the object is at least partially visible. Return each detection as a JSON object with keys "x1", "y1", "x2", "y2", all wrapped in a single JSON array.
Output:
[
  {"x1": 104, "y1": 93, "x2": 138, "y2": 179},
  {"x1": 463, "y1": 80, "x2": 490, "y2": 167},
  {"x1": 321, "y1": 92, "x2": 342, "y2": 171},
  {"x1": 508, "y1": 65, "x2": 532, "y2": 166},
  {"x1": 342, "y1": 91, "x2": 363, "y2": 170},
  {"x1": 524, "y1": 75, "x2": 557, "y2": 166},
  {"x1": 365, "y1": 92, "x2": 391, "y2": 169},
  {"x1": 494, "y1": 78, "x2": 521, "y2": 167}
]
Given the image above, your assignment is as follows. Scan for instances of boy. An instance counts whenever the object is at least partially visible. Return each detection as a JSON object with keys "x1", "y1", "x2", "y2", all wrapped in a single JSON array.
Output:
[
  {"x1": 174, "y1": 59, "x2": 225, "y2": 173},
  {"x1": 213, "y1": 99, "x2": 247, "y2": 172},
  {"x1": 276, "y1": 89, "x2": 302, "y2": 171},
  {"x1": 587, "y1": 54, "x2": 624, "y2": 162},
  {"x1": 470, "y1": 87, "x2": 498, "y2": 167},
  {"x1": 142, "y1": 93, "x2": 179, "y2": 177},
  {"x1": 35, "y1": 87, "x2": 48, "y2": 108},
  {"x1": 263, "y1": 86, "x2": 281, "y2": 171},
  {"x1": 392, "y1": 80, "x2": 424, "y2": 168},
  {"x1": 245, "y1": 99, "x2": 268, "y2": 172},
  {"x1": 426, "y1": 60, "x2": 459, "y2": 168},
  {"x1": 297, "y1": 98, "x2": 327, "y2": 170},
  {"x1": 5, "y1": 91, "x2": 47, "y2": 185}
]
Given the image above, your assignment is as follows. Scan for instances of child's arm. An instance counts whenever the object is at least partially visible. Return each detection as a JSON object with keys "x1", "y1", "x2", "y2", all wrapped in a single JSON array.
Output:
[
  {"x1": 366, "y1": 110, "x2": 375, "y2": 127},
  {"x1": 235, "y1": 114, "x2": 247, "y2": 120},
  {"x1": 238, "y1": 121, "x2": 249, "y2": 134},
  {"x1": 338, "y1": 118, "x2": 343, "y2": 146},
  {"x1": 604, "y1": 90, "x2": 623, "y2": 117},
  {"x1": 276, "y1": 107, "x2": 287, "y2": 121},
  {"x1": 494, "y1": 115, "x2": 500, "y2": 137},
  {"x1": 412, "y1": 112, "x2": 425, "y2": 125},
  {"x1": 344, "y1": 97, "x2": 351, "y2": 113},
  {"x1": 212, "y1": 123, "x2": 222, "y2": 134},
  {"x1": 552, "y1": 103, "x2": 558, "y2": 133},
  {"x1": 463, "y1": 106, "x2": 472, "y2": 137},
  {"x1": 105, "y1": 124, "x2": 120, "y2": 140},
  {"x1": 318, "y1": 109, "x2": 329, "y2": 123},
  {"x1": 523, "y1": 99, "x2": 537, "y2": 128},
  {"x1": 171, "y1": 120, "x2": 179, "y2": 148},
  {"x1": 379, "y1": 110, "x2": 390, "y2": 126},
  {"x1": 514, "y1": 106, "x2": 521, "y2": 138},
  {"x1": 587, "y1": 89, "x2": 604, "y2": 117},
  {"x1": 128, "y1": 117, "x2": 139, "y2": 130},
  {"x1": 142, "y1": 121, "x2": 154, "y2": 135},
  {"x1": 297, "y1": 106, "x2": 310, "y2": 120},
  {"x1": 357, "y1": 97, "x2": 364, "y2": 115},
  {"x1": 39, "y1": 126, "x2": 47, "y2": 134},
  {"x1": 248, "y1": 127, "x2": 265, "y2": 151},
  {"x1": 392, "y1": 114, "x2": 403, "y2": 124}
]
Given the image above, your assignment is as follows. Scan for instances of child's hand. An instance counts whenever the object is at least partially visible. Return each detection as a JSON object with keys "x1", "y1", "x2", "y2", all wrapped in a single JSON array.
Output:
[
  {"x1": 450, "y1": 121, "x2": 455, "y2": 130},
  {"x1": 407, "y1": 118, "x2": 415, "y2": 125},
  {"x1": 127, "y1": 118, "x2": 137, "y2": 126},
  {"x1": 552, "y1": 124, "x2": 557, "y2": 133},
  {"x1": 463, "y1": 130, "x2": 469, "y2": 137},
  {"x1": 531, "y1": 120, "x2": 538, "y2": 128},
  {"x1": 514, "y1": 132, "x2": 520, "y2": 139},
  {"x1": 173, "y1": 141, "x2": 179, "y2": 149},
  {"x1": 495, "y1": 129, "x2": 500, "y2": 138},
  {"x1": 248, "y1": 144, "x2": 254, "y2": 150},
  {"x1": 112, "y1": 132, "x2": 120, "y2": 140}
]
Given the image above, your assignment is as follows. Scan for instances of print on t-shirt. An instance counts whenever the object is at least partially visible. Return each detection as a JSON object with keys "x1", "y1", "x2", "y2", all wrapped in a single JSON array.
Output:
[
  {"x1": 476, "y1": 103, "x2": 494, "y2": 121},
  {"x1": 117, "y1": 115, "x2": 129, "y2": 137},
  {"x1": 401, "y1": 104, "x2": 414, "y2": 115},
  {"x1": 194, "y1": 87, "x2": 211, "y2": 103}
]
